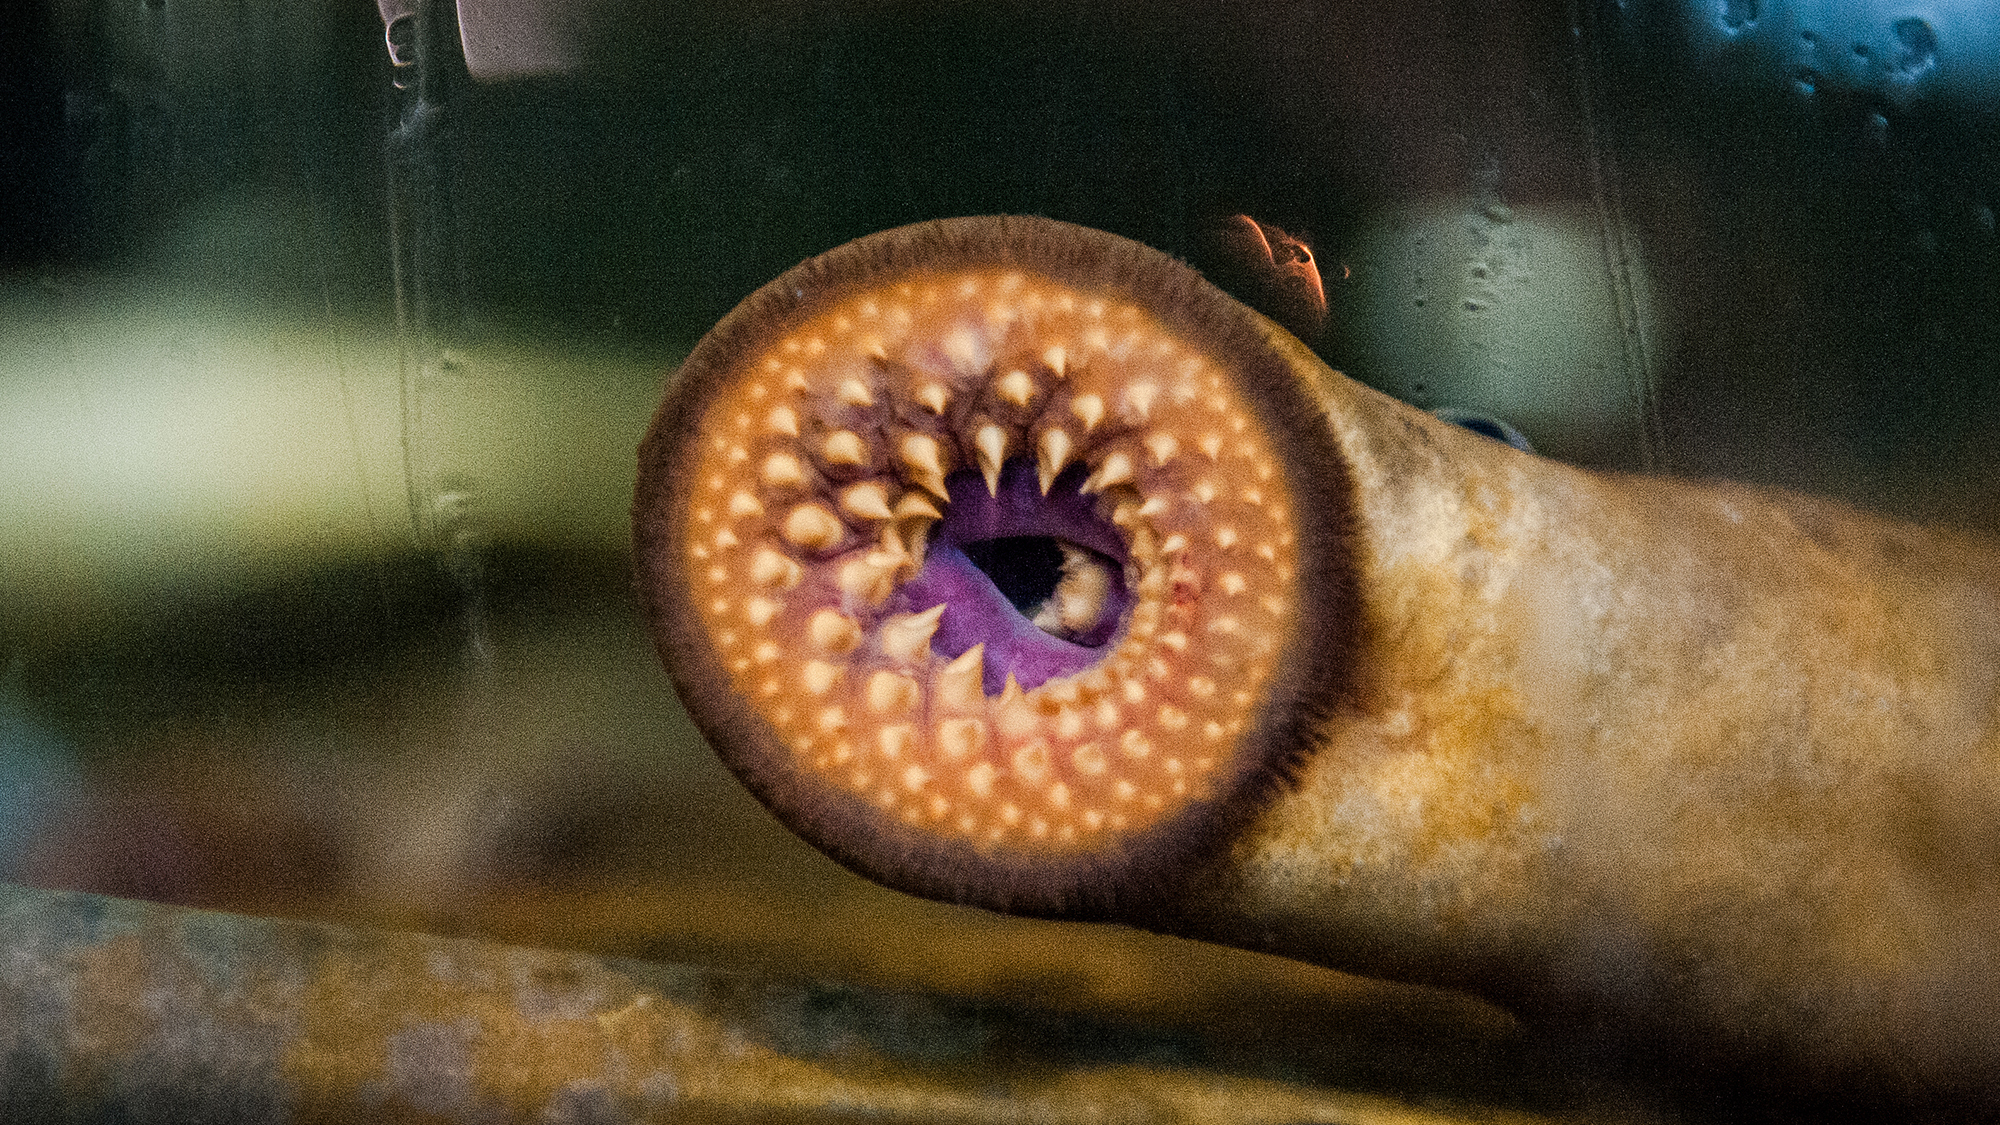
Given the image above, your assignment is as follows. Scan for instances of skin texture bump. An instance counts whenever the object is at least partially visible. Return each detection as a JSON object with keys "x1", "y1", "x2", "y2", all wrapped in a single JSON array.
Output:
[{"x1": 634, "y1": 216, "x2": 2000, "y2": 1112}]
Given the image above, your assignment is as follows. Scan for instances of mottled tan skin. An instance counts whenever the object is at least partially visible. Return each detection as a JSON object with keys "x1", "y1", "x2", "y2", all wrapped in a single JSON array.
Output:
[
  {"x1": 1163, "y1": 327, "x2": 2000, "y2": 1101},
  {"x1": 640, "y1": 217, "x2": 2000, "y2": 1111}
]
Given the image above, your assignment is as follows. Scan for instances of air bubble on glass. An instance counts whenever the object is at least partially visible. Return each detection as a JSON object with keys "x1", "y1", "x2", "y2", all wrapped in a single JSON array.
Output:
[
  {"x1": 1717, "y1": 0, "x2": 1758, "y2": 33},
  {"x1": 1891, "y1": 18, "x2": 1938, "y2": 83}
]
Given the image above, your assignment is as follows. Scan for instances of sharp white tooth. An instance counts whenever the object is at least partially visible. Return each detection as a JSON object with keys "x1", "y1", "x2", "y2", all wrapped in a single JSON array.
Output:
[
  {"x1": 823, "y1": 430, "x2": 869, "y2": 466},
  {"x1": 838, "y1": 555, "x2": 899, "y2": 605},
  {"x1": 1036, "y1": 429, "x2": 1071, "y2": 494},
  {"x1": 1080, "y1": 451, "x2": 1134, "y2": 494},
  {"x1": 893, "y1": 494, "x2": 942, "y2": 521},
  {"x1": 937, "y1": 644, "x2": 985, "y2": 710},
  {"x1": 879, "y1": 603, "x2": 945, "y2": 663},
  {"x1": 807, "y1": 609, "x2": 862, "y2": 652},
  {"x1": 748, "y1": 548, "x2": 803, "y2": 589},
  {"x1": 898, "y1": 434, "x2": 950, "y2": 500},
  {"x1": 900, "y1": 521, "x2": 932, "y2": 571},
  {"x1": 974, "y1": 424, "x2": 1007, "y2": 497},
  {"x1": 1042, "y1": 344, "x2": 1066, "y2": 376},
  {"x1": 841, "y1": 482, "x2": 895, "y2": 521},
  {"x1": 867, "y1": 671, "x2": 922, "y2": 716},
  {"x1": 782, "y1": 505, "x2": 844, "y2": 550},
  {"x1": 875, "y1": 523, "x2": 912, "y2": 564},
  {"x1": 996, "y1": 369, "x2": 1035, "y2": 406},
  {"x1": 997, "y1": 675, "x2": 1037, "y2": 737},
  {"x1": 838, "y1": 379, "x2": 874, "y2": 406},
  {"x1": 1069, "y1": 393, "x2": 1104, "y2": 431},
  {"x1": 1143, "y1": 432, "x2": 1179, "y2": 466},
  {"x1": 767, "y1": 405, "x2": 800, "y2": 436},
  {"x1": 728, "y1": 491, "x2": 764, "y2": 518},
  {"x1": 761, "y1": 454, "x2": 806, "y2": 488},
  {"x1": 915, "y1": 383, "x2": 950, "y2": 414},
  {"x1": 1199, "y1": 434, "x2": 1224, "y2": 460}
]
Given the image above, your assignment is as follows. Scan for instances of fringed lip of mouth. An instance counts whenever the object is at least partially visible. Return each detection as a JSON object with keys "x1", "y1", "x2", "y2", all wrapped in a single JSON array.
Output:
[{"x1": 634, "y1": 215, "x2": 1360, "y2": 917}]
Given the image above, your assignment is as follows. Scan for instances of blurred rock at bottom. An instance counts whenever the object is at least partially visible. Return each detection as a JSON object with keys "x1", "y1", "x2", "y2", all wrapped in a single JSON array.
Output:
[{"x1": 0, "y1": 881, "x2": 1606, "y2": 1125}]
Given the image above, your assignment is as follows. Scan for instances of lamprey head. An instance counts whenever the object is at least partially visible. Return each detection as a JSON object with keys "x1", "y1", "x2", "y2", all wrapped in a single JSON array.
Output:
[{"x1": 635, "y1": 216, "x2": 1357, "y2": 916}]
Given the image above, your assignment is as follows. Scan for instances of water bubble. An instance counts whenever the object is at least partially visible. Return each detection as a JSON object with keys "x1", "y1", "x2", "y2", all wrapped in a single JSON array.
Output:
[
  {"x1": 1794, "y1": 68, "x2": 1821, "y2": 96},
  {"x1": 1891, "y1": 18, "x2": 1938, "y2": 81},
  {"x1": 1717, "y1": 0, "x2": 1758, "y2": 32},
  {"x1": 385, "y1": 13, "x2": 418, "y2": 68},
  {"x1": 1864, "y1": 112, "x2": 1889, "y2": 145}
]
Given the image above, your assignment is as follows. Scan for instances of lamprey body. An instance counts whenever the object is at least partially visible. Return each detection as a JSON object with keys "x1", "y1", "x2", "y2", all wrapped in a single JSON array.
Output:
[{"x1": 635, "y1": 216, "x2": 2000, "y2": 1111}]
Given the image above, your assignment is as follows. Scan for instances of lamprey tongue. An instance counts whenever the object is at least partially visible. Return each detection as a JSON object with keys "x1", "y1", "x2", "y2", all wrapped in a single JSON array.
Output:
[
  {"x1": 901, "y1": 458, "x2": 1132, "y2": 694},
  {"x1": 634, "y1": 215, "x2": 1355, "y2": 914}
]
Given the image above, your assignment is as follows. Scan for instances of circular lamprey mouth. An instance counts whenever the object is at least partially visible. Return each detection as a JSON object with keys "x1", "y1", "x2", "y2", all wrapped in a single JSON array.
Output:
[{"x1": 636, "y1": 216, "x2": 1354, "y2": 914}]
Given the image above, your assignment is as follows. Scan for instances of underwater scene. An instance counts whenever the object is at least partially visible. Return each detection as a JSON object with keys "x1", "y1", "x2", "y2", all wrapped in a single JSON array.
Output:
[{"x1": 3, "y1": 0, "x2": 1999, "y2": 1121}]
